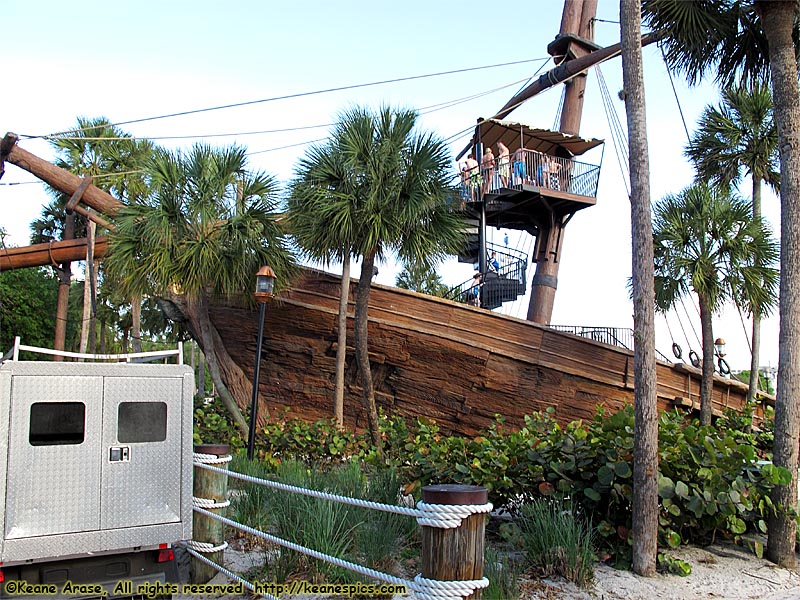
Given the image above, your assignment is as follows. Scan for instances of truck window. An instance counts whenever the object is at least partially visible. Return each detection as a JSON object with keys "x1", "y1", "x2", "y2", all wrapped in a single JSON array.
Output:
[
  {"x1": 118, "y1": 402, "x2": 167, "y2": 442},
  {"x1": 29, "y1": 402, "x2": 86, "y2": 446}
]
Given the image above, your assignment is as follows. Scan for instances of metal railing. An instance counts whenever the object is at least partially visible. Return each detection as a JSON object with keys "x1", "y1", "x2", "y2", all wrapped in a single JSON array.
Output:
[
  {"x1": 459, "y1": 150, "x2": 600, "y2": 200},
  {"x1": 548, "y1": 326, "x2": 671, "y2": 362},
  {"x1": 446, "y1": 242, "x2": 528, "y2": 310}
]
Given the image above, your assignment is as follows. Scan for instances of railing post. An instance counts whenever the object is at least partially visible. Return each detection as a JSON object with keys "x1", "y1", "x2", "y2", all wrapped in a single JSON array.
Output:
[
  {"x1": 420, "y1": 484, "x2": 488, "y2": 600},
  {"x1": 192, "y1": 444, "x2": 230, "y2": 584}
]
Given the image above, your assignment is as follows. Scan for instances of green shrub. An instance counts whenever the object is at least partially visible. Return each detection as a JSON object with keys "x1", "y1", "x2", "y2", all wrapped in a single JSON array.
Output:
[
  {"x1": 517, "y1": 498, "x2": 595, "y2": 587},
  {"x1": 483, "y1": 546, "x2": 522, "y2": 600}
]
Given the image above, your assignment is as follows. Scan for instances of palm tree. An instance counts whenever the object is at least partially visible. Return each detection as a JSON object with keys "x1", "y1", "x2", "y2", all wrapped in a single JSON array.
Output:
[
  {"x1": 653, "y1": 183, "x2": 778, "y2": 425},
  {"x1": 48, "y1": 117, "x2": 154, "y2": 354},
  {"x1": 395, "y1": 261, "x2": 449, "y2": 297},
  {"x1": 685, "y1": 84, "x2": 779, "y2": 405},
  {"x1": 105, "y1": 144, "x2": 296, "y2": 439},
  {"x1": 290, "y1": 106, "x2": 465, "y2": 453},
  {"x1": 288, "y1": 140, "x2": 355, "y2": 429},
  {"x1": 621, "y1": 0, "x2": 659, "y2": 577},
  {"x1": 641, "y1": 0, "x2": 800, "y2": 567}
]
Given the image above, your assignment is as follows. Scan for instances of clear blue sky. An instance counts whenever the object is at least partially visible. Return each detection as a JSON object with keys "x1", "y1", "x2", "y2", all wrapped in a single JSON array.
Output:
[{"x1": 1, "y1": 1, "x2": 781, "y2": 372}]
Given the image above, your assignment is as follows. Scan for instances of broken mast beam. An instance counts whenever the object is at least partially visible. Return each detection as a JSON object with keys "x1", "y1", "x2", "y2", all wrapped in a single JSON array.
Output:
[{"x1": 0, "y1": 236, "x2": 109, "y2": 271}]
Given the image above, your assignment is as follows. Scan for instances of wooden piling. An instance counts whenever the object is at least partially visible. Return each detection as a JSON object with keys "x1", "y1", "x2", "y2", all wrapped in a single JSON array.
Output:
[
  {"x1": 191, "y1": 443, "x2": 230, "y2": 584},
  {"x1": 420, "y1": 484, "x2": 488, "y2": 600}
]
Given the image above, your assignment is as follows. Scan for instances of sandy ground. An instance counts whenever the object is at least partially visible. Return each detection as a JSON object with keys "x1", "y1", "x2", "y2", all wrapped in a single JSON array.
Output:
[{"x1": 175, "y1": 539, "x2": 800, "y2": 600}]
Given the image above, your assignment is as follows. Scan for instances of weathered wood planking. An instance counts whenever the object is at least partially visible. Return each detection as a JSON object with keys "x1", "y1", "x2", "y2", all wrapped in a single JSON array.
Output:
[{"x1": 210, "y1": 269, "x2": 766, "y2": 436}]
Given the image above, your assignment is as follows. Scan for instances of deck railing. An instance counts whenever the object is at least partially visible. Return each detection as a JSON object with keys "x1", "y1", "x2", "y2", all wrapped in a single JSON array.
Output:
[
  {"x1": 549, "y1": 325, "x2": 671, "y2": 362},
  {"x1": 459, "y1": 150, "x2": 600, "y2": 200}
]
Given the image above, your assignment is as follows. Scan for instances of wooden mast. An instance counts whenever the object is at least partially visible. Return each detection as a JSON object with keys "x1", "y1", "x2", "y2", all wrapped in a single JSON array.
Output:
[{"x1": 527, "y1": 0, "x2": 598, "y2": 324}]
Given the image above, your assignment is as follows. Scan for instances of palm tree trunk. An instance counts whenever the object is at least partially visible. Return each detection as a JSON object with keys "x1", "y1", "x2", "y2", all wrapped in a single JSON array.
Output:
[
  {"x1": 698, "y1": 295, "x2": 715, "y2": 426},
  {"x1": 131, "y1": 294, "x2": 143, "y2": 353},
  {"x1": 759, "y1": 0, "x2": 800, "y2": 569},
  {"x1": 191, "y1": 295, "x2": 249, "y2": 439},
  {"x1": 747, "y1": 179, "x2": 763, "y2": 405},
  {"x1": 335, "y1": 256, "x2": 351, "y2": 429},
  {"x1": 53, "y1": 213, "x2": 75, "y2": 361},
  {"x1": 621, "y1": 0, "x2": 658, "y2": 576},
  {"x1": 354, "y1": 251, "x2": 382, "y2": 455},
  {"x1": 78, "y1": 221, "x2": 95, "y2": 356}
]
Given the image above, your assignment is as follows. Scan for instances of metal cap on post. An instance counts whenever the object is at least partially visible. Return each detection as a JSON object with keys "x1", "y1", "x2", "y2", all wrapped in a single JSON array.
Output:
[{"x1": 420, "y1": 484, "x2": 488, "y2": 600}]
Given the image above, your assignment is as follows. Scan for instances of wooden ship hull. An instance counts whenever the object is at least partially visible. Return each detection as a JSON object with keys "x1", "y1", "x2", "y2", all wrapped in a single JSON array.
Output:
[{"x1": 212, "y1": 268, "x2": 757, "y2": 436}]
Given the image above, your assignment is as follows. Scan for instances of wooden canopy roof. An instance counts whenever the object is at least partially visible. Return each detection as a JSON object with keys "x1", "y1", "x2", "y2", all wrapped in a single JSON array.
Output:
[{"x1": 459, "y1": 119, "x2": 604, "y2": 160}]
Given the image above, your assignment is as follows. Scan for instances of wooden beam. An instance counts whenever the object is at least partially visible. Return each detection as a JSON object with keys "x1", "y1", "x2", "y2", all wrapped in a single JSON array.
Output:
[
  {"x1": 2, "y1": 135, "x2": 124, "y2": 216},
  {"x1": 0, "y1": 236, "x2": 108, "y2": 271},
  {"x1": 66, "y1": 176, "x2": 94, "y2": 214}
]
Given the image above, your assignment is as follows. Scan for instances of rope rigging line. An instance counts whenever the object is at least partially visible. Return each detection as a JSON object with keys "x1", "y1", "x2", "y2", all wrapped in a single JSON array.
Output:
[
  {"x1": 34, "y1": 57, "x2": 551, "y2": 139},
  {"x1": 594, "y1": 65, "x2": 630, "y2": 197},
  {"x1": 552, "y1": 86, "x2": 566, "y2": 131},
  {"x1": 678, "y1": 295, "x2": 703, "y2": 349},
  {"x1": 660, "y1": 45, "x2": 692, "y2": 143}
]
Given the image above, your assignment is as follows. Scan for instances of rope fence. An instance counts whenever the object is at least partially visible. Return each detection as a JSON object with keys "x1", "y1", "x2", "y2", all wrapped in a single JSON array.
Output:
[{"x1": 191, "y1": 451, "x2": 492, "y2": 600}]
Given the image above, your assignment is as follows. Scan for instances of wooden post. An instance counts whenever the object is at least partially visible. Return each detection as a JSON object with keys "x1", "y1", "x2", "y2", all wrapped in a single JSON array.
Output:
[
  {"x1": 421, "y1": 484, "x2": 488, "y2": 600},
  {"x1": 192, "y1": 443, "x2": 230, "y2": 584}
]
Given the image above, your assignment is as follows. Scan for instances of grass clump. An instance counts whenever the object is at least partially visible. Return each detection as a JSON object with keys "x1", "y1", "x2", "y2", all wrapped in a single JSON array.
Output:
[
  {"x1": 517, "y1": 498, "x2": 595, "y2": 587},
  {"x1": 483, "y1": 546, "x2": 522, "y2": 599},
  {"x1": 228, "y1": 456, "x2": 417, "y2": 584}
]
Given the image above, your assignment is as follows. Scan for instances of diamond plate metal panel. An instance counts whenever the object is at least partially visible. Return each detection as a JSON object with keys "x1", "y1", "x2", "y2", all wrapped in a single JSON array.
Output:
[
  {"x1": 5, "y1": 375, "x2": 103, "y2": 539},
  {"x1": 101, "y1": 376, "x2": 183, "y2": 529},
  {"x1": 0, "y1": 362, "x2": 193, "y2": 565}
]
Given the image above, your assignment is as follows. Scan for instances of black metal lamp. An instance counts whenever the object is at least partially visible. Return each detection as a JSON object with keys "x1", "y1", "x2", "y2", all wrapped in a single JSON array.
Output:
[{"x1": 247, "y1": 265, "x2": 276, "y2": 459}]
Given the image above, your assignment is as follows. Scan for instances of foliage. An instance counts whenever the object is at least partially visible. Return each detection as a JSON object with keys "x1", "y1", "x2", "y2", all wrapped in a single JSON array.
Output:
[
  {"x1": 395, "y1": 261, "x2": 449, "y2": 297},
  {"x1": 193, "y1": 397, "x2": 245, "y2": 451},
  {"x1": 734, "y1": 370, "x2": 775, "y2": 395},
  {"x1": 483, "y1": 546, "x2": 522, "y2": 600},
  {"x1": 517, "y1": 498, "x2": 595, "y2": 586},
  {"x1": 0, "y1": 267, "x2": 58, "y2": 355},
  {"x1": 196, "y1": 403, "x2": 790, "y2": 566},
  {"x1": 229, "y1": 457, "x2": 417, "y2": 583}
]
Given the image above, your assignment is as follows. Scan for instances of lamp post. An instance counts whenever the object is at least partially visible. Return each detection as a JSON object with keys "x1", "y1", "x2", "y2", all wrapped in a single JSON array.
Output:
[{"x1": 247, "y1": 265, "x2": 276, "y2": 460}]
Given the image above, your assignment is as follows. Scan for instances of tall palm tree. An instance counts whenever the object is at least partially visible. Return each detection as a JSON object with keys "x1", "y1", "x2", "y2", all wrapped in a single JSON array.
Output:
[
  {"x1": 105, "y1": 144, "x2": 296, "y2": 439},
  {"x1": 621, "y1": 0, "x2": 659, "y2": 577},
  {"x1": 395, "y1": 261, "x2": 449, "y2": 297},
  {"x1": 288, "y1": 140, "x2": 355, "y2": 429},
  {"x1": 653, "y1": 183, "x2": 779, "y2": 425},
  {"x1": 290, "y1": 106, "x2": 465, "y2": 453},
  {"x1": 48, "y1": 117, "x2": 154, "y2": 354},
  {"x1": 641, "y1": 0, "x2": 800, "y2": 567},
  {"x1": 685, "y1": 84, "x2": 779, "y2": 405}
]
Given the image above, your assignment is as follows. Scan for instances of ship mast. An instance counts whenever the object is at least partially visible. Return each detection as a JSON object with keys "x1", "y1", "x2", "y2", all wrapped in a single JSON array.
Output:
[{"x1": 527, "y1": 0, "x2": 598, "y2": 324}]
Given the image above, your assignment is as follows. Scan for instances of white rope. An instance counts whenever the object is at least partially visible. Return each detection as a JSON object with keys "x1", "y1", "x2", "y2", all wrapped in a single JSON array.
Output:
[
  {"x1": 415, "y1": 501, "x2": 492, "y2": 529},
  {"x1": 193, "y1": 452, "x2": 232, "y2": 465},
  {"x1": 413, "y1": 574, "x2": 490, "y2": 600},
  {"x1": 192, "y1": 496, "x2": 231, "y2": 509},
  {"x1": 186, "y1": 539, "x2": 229, "y2": 553},
  {"x1": 194, "y1": 506, "x2": 410, "y2": 586},
  {"x1": 194, "y1": 462, "x2": 493, "y2": 529},
  {"x1": 184, "y1": 547, "x2": 267, "y2": 598}
]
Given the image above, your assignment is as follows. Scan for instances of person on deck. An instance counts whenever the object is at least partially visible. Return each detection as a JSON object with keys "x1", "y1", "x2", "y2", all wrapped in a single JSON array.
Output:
[
  {"x1": 468, "y1": 273, "x2": 482, "y2": 307},
  {"x1": 496, "y1": 141, "x2": 510, "y2": 187},
  {"x1": 481, "y1": 147, "x2": 496, "y2": 194},
  {"x1": 512, "y1": 146, "x2": 527, "y2": 185},
  {"x1": 464, "y1": 153, "x2": 480, "y2": 201}
]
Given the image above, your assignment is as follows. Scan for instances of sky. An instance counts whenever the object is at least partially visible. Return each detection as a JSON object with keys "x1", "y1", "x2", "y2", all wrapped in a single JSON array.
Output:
[{"x1": 0, "y1": 1, "x2": 782, "y2": 373}]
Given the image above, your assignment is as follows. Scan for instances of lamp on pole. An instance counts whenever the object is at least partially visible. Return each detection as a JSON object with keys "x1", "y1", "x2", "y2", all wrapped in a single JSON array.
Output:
[{"x1": 247, "y1": 265, "x2": 276, "y2": 460}]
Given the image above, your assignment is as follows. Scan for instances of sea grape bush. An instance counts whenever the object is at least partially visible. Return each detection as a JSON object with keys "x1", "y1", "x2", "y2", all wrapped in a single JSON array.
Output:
[{"x1": 195, "y1": 403, "x2": 790, "y2": 561}]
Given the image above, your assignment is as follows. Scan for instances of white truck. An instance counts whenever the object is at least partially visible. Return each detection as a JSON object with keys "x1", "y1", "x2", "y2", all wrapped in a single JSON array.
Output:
[{"x1": 0, "y1": 339, "x2": 194, "y2": 599}]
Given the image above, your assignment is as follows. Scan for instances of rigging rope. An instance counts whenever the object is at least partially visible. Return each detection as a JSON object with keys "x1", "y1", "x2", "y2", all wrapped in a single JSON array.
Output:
[{"x1": 594, "y1": 65, "x2": 630, "y2": 197}]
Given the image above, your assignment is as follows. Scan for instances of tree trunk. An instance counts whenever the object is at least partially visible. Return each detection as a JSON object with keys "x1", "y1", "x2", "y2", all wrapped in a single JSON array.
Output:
[
  {"x1": 53, "y1": 213, "x2": 75, "y2": 361},
  {"x1": 188, "y1": 295, "x2": 249, "y2": 439},
  {"x1": 99, "y1": 318, "x2": 107, "y2": 354},
  {"x1": 78, "y1": 222, "x2": 95, "y2": 356},
  {"x1": 698, "y1": 295, "x2": 715, "y2": 426},
  {"x1": 747, "y1": 179, "x2": 763, "y2": 405},
  {"x1": 621, "y1": 0, "x2": 658, "y2": 577},
  {"x1": 354, "y1": 251, "x2": 382, "y2": 456},
  {"x1": 335, "y1": 256, "x2": 351, "y2": 429},
  {"x1": 131, "y1": 294, "x2": 143, "y2": 353},
  {"x1": 760, "y1": 0, "x2": 800, "y2": 568}
]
